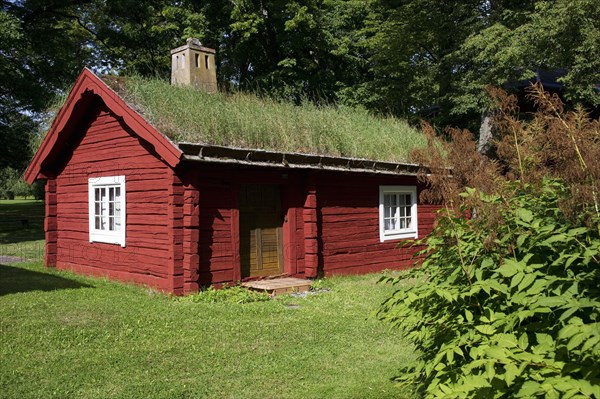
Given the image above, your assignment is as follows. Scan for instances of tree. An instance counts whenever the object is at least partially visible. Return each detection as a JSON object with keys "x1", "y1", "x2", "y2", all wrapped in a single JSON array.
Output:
[
  {"x1": 2, "y1": 0, "x2": 598, "y2": 170},
  {"x1": 212, "y1": 0, "x2": 371, "y2": 104},
  {"x1": 342, "y1": 0, "x2": 599, "y2": 131},
  {"x1": 1, "y1": 0, "x2": 102, "y2": 177},
  {"x1": 454, "y1": 0, "x2": 600, "y2": 122}
]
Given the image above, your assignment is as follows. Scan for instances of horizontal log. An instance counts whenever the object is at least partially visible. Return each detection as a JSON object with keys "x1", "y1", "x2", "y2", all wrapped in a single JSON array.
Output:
[
  {"x1": 321, "y1": 227, "x2": 379, "y2": 240},
  {"x1": 198, "y1": 269, "x2": 234, "y2": 286},
  {"x1": 56, "y1": 244, "x2": 170, "y2": 269},
  {"x1": 55, "y1": 261, "x2": 170, "y2": 290},
  {"x1": 321, "y1": 218, "x2": 380, "y2": 230},
  {"x1": 322, "y1": 252, "x2": 417, "y2": 270},
  {"x1": 322, "y1": 239, "x2": 422, "y2": 253}
]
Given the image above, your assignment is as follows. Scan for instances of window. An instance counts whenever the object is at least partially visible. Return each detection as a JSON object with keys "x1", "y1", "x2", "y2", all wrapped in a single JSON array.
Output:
[
  {"x1": 379, "y1": 185, "x2": 418, "y2": 241},
  {"x1": 88, "y1": 176, "x2": 126, "y2": 247},
  {"x1": 205, "y1": 54, "x2": 210, "y2": 69}
]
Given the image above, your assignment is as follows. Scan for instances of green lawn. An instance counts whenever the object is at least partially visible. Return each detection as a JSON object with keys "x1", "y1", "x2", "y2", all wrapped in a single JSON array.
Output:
[
  {"x1": 0, "y1": 263, "x2": 415, "y2": 399},
  {"x1": 0, "y1": 200, "x2": 417, "y2": 399}
]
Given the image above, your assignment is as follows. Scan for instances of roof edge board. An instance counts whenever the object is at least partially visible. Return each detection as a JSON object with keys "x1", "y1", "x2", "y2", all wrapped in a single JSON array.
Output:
[{"x1": 178, "y1": 143, "x2": 422, "y2": 176}]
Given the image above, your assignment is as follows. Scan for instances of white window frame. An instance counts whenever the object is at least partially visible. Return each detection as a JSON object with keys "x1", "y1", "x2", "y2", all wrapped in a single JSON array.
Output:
[
  {"x1": 88, "y1": 176, "x2": 126, "y2": 247},
  {"x1": 379, "y1": 185, "x2": 418, "y2": 242}
]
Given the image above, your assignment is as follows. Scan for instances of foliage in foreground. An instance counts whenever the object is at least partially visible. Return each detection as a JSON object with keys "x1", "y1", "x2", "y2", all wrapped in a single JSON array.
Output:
[
  {"x1": 378, "y1": 86, "x2": 600, "y2": 398},
  {"x1": 379, "y1": 180, "x2": 600, "y2": 398}
]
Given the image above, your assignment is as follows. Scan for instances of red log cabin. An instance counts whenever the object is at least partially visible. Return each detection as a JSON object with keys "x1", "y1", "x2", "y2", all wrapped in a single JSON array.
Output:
[{"x1": 25, "y1": 40, "x2": 440, "y2": 295}]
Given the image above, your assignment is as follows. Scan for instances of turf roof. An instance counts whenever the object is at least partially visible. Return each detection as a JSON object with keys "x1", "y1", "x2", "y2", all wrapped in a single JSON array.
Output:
[{"x1": 102, "y1": 76, "x2": 426, "y2": 163}]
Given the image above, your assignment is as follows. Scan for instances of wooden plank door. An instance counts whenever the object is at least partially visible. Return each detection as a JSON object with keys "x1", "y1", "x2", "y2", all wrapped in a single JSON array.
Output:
[{"x1": 239, "y1": 185, "x2": 284, "y2": 278}]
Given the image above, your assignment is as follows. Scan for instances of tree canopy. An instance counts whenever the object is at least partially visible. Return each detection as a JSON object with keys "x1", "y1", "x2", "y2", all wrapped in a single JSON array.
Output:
[{"x1": 1, "y1": 0, "x2": 598, "y2": 174}]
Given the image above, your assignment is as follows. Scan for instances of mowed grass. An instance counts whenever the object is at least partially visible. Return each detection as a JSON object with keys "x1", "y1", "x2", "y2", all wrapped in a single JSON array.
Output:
[
  {"x1": 0, "y1": 200, "x2": 45, "y2": 261},
  {"x1": 0, "y1": 201, "x2": 417, "y2": 398},
  {"x1": 0, "y1": 263, "x2": 416, "y2": 399}
]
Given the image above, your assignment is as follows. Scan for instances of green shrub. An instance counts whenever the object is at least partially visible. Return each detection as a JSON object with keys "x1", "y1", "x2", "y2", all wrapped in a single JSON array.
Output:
[
  {"x1": 176, "y1": 285, "x2": 271, "y2": 304},
  {"x1": 378, "y1": 179, "x2": 600, "y2": 398}
]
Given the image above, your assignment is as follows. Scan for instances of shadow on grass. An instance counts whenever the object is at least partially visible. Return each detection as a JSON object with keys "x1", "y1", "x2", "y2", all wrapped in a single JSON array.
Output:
[{"x1": 0, "y1": 264, "x2": 93, "y2": 296}]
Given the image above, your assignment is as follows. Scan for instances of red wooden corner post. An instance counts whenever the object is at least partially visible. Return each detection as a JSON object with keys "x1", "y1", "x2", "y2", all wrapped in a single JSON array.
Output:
[
  {"x1": 282, "y1": 184, "x2": 299, "y2": 276},
  {"x1": 303, "y1": 177, "x2": 319, "y2": 278},
  {"x1": 44, "y1": 177, "x2": 58, "y2": 267},
  {"x1": 167, "y1": 171, "x2": 185, "y2": 294},
  {"x1": 230, "y1": 183, "x2": 241, "y2": 282},
  {"x1": 182, "y1": 181, "x2": 200, "y2": 293}
]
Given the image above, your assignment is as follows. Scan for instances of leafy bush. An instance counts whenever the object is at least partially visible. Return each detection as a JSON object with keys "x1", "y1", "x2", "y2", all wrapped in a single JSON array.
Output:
[
  {"x1": 378, "y1": 86, "x2": 600, "y2": 398},
  {"x1": 176, "y1": 285, "x2": 271, "y2": 304},
  {"x1": 379, "y1": 180, "x2": 600, "y2": 398}
]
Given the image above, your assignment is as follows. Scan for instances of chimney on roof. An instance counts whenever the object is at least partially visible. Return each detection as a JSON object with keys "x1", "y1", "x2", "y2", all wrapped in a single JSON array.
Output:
[{"x1": 171, "y1": 38, "x2": 217, "y2": 92}]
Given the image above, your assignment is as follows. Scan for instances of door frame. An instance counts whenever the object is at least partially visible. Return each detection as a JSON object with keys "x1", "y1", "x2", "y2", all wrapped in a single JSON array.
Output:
[
  {"x1": 230, "y1": 174, "x2": 302, "y2": 282},
  {"x1": 238, "y1": 184, "x2": 284, "y2": 278}
]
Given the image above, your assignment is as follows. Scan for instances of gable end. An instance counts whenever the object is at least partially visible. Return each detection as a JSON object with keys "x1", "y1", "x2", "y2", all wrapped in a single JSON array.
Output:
[{"x1": 25, "y1": 68, "x2": 182, "y2": 184}]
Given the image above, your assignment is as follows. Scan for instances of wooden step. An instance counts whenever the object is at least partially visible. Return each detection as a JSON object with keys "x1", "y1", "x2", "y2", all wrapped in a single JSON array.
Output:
[{"x1": 241, "y1": 277, "x2": 312, "y2": 296}]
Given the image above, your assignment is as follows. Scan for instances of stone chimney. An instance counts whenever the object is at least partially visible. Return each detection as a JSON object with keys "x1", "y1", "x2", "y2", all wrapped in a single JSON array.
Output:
[{"x1": 171, "y1": 38, "x2": 217, "y2": 92}]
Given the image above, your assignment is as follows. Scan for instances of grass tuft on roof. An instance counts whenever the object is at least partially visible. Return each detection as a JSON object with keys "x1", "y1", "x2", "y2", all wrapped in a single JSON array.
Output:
[{"x1": 103, "y1": 76, "x2": 426, "y2": 162}]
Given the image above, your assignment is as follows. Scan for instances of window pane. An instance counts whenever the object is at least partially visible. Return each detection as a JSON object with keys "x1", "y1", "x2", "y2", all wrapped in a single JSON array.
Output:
[
  {"x1": 384, "y1": 194, "x2": 391, "y2": 208},
  {"x1": 109, "y1": 201, "x2": 114, "y2": 217},
  {"x1": 406, "y1": 216, "x2": 412, "y2": 229},
  {"x1": 95, "y1": 216, "x2": 100, "y2": 229},
  {"x1": 109, "y1": 216, "x2": 114, "y2": 230},
  {"x1": 115, "y1": 187, "x2": 121, "y2": 200},
  {"x1": 109, "y1": 187, "x2": 115, "y2": 202},
  {"x1": 114, "y1": 216, "x2": 121, "y2": 231},
  {"x1": 384, "y1": 205, "x2": 392, "y2": 218},
  {"x1": 406, "y1": 205, "x2": 412, "y2": 217},
  {"x1": 94, "y1": 188, "x2": 100, "y2": 201},
  {"x1": 385, "y1": 217, "x2": 397, "y2": 231}
]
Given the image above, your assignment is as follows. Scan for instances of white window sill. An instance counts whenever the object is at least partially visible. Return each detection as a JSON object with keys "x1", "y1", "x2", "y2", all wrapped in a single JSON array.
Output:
[{"x1": 380, "y1": 230, "x2": 418, "y2": 242}]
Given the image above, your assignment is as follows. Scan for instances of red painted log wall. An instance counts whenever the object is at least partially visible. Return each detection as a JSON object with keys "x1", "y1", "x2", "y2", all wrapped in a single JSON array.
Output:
[
  {"x1": 316, "y1": 173, "x2": 440, "y2": 276},
  {"x1": 53, "y1": 104, "x2": 174, "y2": 291},
  {"x1": 185, "y1": 166, "x2": 440, "y2": 285}
]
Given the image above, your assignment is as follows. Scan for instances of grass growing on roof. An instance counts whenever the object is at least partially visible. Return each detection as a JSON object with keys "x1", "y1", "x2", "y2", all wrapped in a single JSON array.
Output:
[{"x1": 106, "y1": 76, "x2": 425, "y2": 162}]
